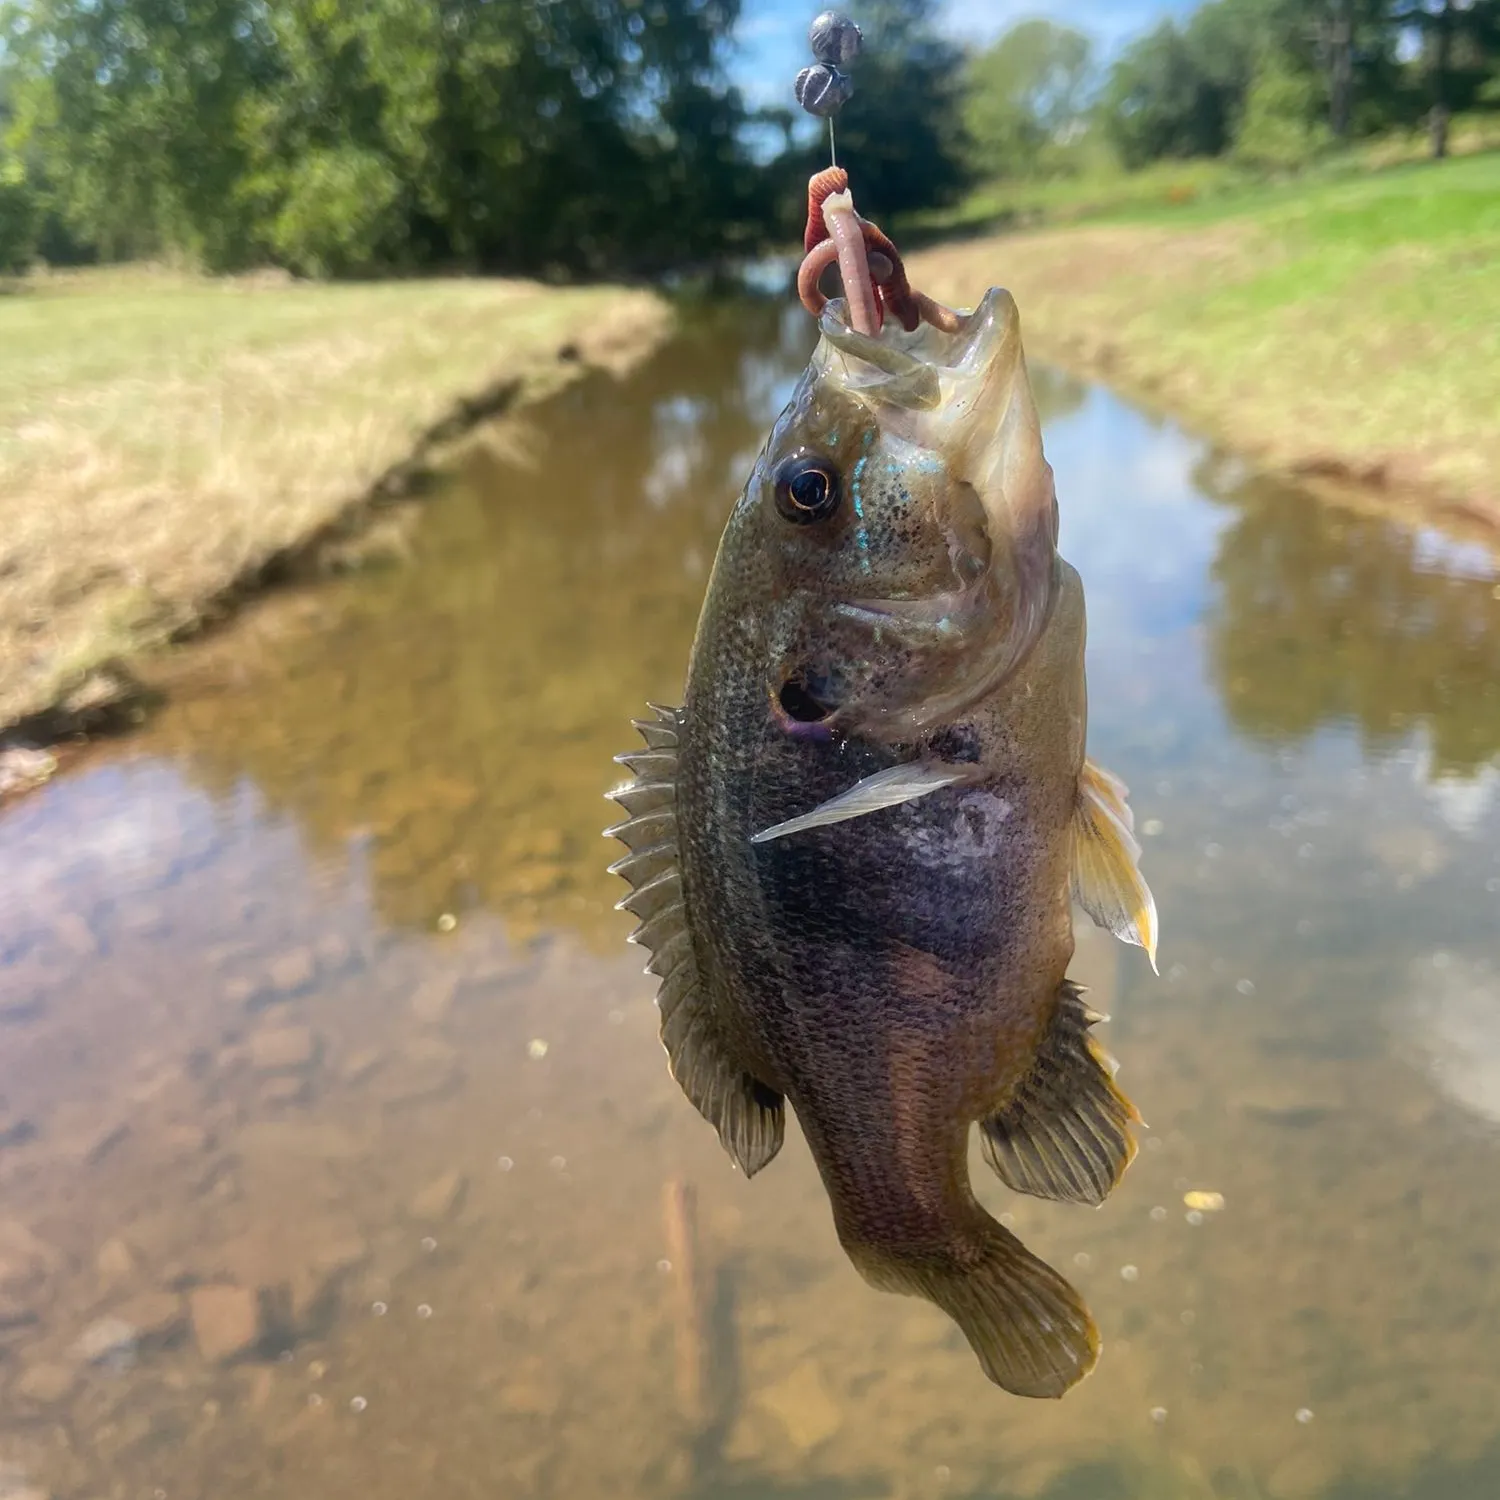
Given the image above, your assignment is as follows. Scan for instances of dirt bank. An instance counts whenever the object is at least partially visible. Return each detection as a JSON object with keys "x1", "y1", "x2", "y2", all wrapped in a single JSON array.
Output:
[{"x1": 0, "y1": 269, "x2": 671, "y2": 756}]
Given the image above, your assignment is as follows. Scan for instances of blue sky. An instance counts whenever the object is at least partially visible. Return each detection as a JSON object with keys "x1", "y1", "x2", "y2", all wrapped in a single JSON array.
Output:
[{"x1": 730, "y1": 0, "x2": 1203, "y2": 106}]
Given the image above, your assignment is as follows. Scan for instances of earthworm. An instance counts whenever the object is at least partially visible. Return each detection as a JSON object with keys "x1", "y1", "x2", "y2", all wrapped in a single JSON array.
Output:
[{"x1": 798, "y1": 168, "x2": 962, "y2": 336}]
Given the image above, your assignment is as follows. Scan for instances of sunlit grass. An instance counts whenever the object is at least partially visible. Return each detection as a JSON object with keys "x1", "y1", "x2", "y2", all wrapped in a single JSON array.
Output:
[
  {"x1": 0, "y1": 266, "x2": 668, "y2": 732},
  {"x1": 909, "y1": 114, "x2": 1500, "y2": 241}
]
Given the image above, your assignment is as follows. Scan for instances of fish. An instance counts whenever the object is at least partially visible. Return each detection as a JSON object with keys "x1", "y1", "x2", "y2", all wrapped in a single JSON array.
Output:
[{"x1": 607, "y1": 286, "x2": 1157, "y2": 1398}]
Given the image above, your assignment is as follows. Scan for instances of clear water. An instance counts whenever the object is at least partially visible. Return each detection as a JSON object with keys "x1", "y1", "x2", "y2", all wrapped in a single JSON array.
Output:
[{"x1": 2, "y1": 298, "x2": 1499, "y2": 1500}]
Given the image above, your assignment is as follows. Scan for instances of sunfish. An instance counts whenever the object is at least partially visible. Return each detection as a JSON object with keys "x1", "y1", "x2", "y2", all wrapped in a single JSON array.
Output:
[{"x1": 608, "y1": 287, "x2": 1157, "y2": 1397}]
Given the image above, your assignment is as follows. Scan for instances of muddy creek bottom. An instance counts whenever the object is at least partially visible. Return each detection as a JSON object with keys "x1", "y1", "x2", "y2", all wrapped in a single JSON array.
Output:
[{"x1": 2, "y1": 299, "x2": 1500, "y2": 1500}]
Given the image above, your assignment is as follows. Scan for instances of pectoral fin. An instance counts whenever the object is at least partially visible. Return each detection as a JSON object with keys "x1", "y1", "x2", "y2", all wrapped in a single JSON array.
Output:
[
  {"x1": 1071, "y1": 759, "x2": 1158, "y2": 972},
  {"x1": 751, "y1": 760, "x2": 981, "y2": 845},
  {"x1": 607, "y1": 704, "x2": 785, "y2": 1176},
  {"x1": 980, "y1": 981, "x2": 1140, "y2": 1207}
]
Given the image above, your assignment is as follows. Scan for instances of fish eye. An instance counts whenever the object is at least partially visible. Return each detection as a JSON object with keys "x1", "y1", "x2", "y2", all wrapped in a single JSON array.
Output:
[{"x1": 773, "y1": 453, "x2": 841, "y2": 525}]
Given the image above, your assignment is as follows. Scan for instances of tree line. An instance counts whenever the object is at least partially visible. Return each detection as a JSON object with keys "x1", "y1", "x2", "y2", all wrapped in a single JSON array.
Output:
[
  {"x1": 967, "y1": 0, "x2": 1500, "y2": 178},
  {"x1": 1, "y1": 0, "x2": 1497, "y2": 278},
  {"x1": 0, "y1": 0, "x2": 795, "y2": 276}
]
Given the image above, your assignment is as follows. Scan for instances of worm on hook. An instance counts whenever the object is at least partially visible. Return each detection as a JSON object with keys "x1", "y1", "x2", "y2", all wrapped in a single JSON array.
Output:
[{"x1": 799, "y1": 167, "x2": 963, "y2": 337}]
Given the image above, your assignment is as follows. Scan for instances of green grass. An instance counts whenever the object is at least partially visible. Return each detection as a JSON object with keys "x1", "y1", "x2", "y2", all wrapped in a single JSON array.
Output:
[
  {"x1": 908, "y1": 112, "x2": 1500, "y2": 242},
  {"x1": 908, "y1": 151, "x2": 1500, "y2": 518},
  {"x1": 0, "y1": 266, "x2": 668, "y2": 736}
]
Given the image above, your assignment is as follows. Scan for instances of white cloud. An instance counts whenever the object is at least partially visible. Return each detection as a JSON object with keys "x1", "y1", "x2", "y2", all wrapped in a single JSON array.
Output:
[{"x1": 1393, "y1": 954, "x2": 1500, "y2": 1129}]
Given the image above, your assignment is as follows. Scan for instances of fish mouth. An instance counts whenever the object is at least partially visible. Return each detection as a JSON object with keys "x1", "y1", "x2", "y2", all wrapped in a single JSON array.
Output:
[
  {"x1": 818, "y1": 285, "x2": 1058, "y2": 731},
  {"x1": 814, "y1": 287, "x2": 1017, "y2": 415}
]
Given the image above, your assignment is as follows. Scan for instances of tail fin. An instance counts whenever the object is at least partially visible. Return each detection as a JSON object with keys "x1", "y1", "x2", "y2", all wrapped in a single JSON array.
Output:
[{"x1": 848, "y1": 1218, "x2": 1099, "y2": 1398}]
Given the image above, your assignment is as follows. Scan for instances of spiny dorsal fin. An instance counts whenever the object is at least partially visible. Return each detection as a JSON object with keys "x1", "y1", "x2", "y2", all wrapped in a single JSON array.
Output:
[
  {"x1": 1071, "y1": 758, "x2": 1159, "y2": 972},
  {"x1": 606, "y1": 705, "x2": 785, "y2": 1177},
  {"x1": 979, "y1": 980, "x2": 1140, "y2": 1207}
]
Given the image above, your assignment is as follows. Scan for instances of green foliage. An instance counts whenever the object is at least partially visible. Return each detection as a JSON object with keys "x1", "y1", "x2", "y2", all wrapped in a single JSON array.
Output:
[
  {"x1": 963, "y1": 20, "x2": 1095, "y2": 179},
  {"x1": 0, "y1": 0, "x2": 786, "y2": 277},
  {"x1": 0, "y1": 68, "x2": 36, "y2": 271},
  {"x1": 1100, "y1": 22, "x2": 1235, "y2": 167},
  {"x1": 5, "y1": 0, "x2": 1497, "y2": 275},
  {"x1": 1099, "y1": 0, "x2": 1317, "y2": 168},
  {"x1": 267, "y1": 148, "x2": 406, "y2": 278},
  {"x1": 1093, "y1": 0, "x2": 1487, "y2": 170},
  {"x1": 0, "y1": 0, "x2": 262, "y2": 264},
  {"x1": 1235, "y1": 53, "x2": 1332, "y2": 169},
  {"x1": 1393, "y1": 0, "x2": 1500, "y2": 116},
  {"x1": 0, "y1": 160, "x2": 37, "y2": 273}
]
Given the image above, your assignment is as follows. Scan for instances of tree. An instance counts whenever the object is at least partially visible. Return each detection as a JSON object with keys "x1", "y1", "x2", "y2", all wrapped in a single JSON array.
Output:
[
  {"x1": 1097, "y1": 0, "x2": 1414, "y2": 167},
  {"x1": 0, "y1": 160, "x2": 37, "y2": 274},
  {"x1": 964, "y1": 20, "x2": 1094, "y2": 179},
  {"x1": 1235, "y1": 48, "x2": 1330, "y2": 167},
  {"x1": 1390, "y1": 1, "x2": 1500, "y2": 156},
  {"x1": 1100, "y1": 21, "x2": 1238, "y2": 165},
  {"x1": 0, "y1": 0, "x2": 267, "y2": 264},
  {"x1": 393, "y1": 0, "x2": 763, "y2": 275},
  {"x1": 0, "y1": 0, "x2": 772, "y2": 276},
  {"x1": 1323, "y1": 0, "x2": 1357, "y2": 136},
  {"x1": 0, "y1": 66, "x2": 37, "y2": 272}
]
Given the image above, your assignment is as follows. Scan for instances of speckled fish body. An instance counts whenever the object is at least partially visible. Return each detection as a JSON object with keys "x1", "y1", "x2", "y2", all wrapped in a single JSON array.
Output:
[{"x1": 609, "y1": 291, "x2": 1157, "y2": 1398}]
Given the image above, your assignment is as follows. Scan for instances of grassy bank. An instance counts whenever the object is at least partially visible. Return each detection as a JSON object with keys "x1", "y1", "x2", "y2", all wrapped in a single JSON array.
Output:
[
  {"x1": 0, "y1": 268, "x2": 669, "y2": 740},
  {"x1": 908, "y1": 153, "x2": 1500, "y2": 521},
  {"x1": 906, "y1": 113, "x2": 1500, "y2": 241}
]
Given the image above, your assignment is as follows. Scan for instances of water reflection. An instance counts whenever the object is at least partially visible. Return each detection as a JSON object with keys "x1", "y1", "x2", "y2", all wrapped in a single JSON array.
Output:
[
  {"x1": 0, "y1": 299, "x2": 1499, "y2": 1500},
  {"x1": 140, "y1": 304, "x2": 813, "y2": 942},
  {"x1": 1205, "y1": 466, "x2": 1500, "y2": 775}
]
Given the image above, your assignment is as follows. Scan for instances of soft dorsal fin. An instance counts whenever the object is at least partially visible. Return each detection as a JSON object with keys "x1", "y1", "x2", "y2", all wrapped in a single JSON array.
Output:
[
  {"x1": 606, "y1": 705, "x2": 785, "y2": 1177},
  {"x1": 979, "y1": 980, "x2": 1140, "y2": 1207},
  {"x1": 1071, "y1": 759, "x2": 1159, "y2": 972}
]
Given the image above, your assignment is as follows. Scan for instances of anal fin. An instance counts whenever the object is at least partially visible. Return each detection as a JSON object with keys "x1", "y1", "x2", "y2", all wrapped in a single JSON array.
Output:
[
  {"x1": 1072, "y1": 758, "x2": 1159, "y2": 971},
  {"x1": 607, "y1": 704, "x2": 785, "y2": 1177},
  {"x1": 980, "y1": 980, "x2": 1140, "y2": 1207}
]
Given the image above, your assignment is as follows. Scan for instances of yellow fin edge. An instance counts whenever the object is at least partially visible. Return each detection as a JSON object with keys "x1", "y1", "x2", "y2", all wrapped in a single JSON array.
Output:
[{"x1": 1071, "y1": 759, "x2": 1159, "y2": 973}]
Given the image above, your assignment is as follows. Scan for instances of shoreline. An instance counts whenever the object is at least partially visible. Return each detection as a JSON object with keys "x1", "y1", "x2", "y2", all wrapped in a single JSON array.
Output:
[
  {"x1": 1028, "y1": 315, "x2": 1500, "y2": 542},
  {"x1": 1018, "y1": 310, "x2": 1500, "y2": 540},
  {"x1": 0, "y1": 273, "x2": 672, "y2": 772},
  {"x1": 7, "y1": 162, "x2": 1498, "y2": 795}
]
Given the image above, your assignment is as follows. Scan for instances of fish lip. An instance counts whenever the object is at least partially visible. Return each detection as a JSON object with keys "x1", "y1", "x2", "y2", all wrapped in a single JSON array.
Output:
[{"x1": 814, "y1": 287, "x2": 1015, "y2": 412}]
